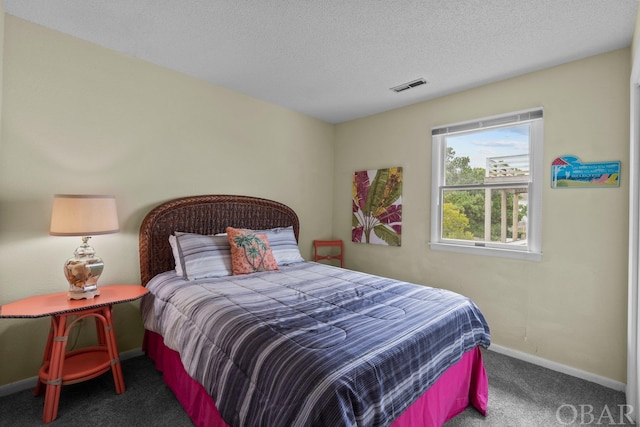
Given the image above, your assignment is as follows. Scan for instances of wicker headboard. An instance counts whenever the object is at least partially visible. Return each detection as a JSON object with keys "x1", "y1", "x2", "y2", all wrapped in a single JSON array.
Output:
[{"x1": 139, "y1": 195, "x2": 300, "y2": 286}]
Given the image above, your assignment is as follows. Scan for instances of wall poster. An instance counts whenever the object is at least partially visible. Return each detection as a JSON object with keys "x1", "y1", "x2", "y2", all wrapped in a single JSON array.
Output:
[
  {"x1": 551, "y1": 155, "x2": 620, "y2": 188},
  {"x1": 352, "y1": 167, "x2": 402, "y2": 246}
]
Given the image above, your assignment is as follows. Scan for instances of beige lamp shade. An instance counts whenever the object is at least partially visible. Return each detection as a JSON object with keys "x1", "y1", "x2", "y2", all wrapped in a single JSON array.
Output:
[
  {"x1": 50, "y1": 194, "x2": 119, "y2": 300},
  {"x1": 50, "y1": 194, "x2": 119, "y2": 236}
]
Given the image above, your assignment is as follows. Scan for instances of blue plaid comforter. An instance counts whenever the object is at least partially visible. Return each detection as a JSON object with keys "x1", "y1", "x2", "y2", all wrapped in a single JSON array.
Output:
[{"x1": 141, "y1": 262, "x2": 490, "y2": 427}]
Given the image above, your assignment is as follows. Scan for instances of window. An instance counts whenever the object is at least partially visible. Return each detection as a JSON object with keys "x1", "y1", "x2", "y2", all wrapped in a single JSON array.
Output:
[{"x1": 430, "y1": 108, "x2": 543, "y2": 261}]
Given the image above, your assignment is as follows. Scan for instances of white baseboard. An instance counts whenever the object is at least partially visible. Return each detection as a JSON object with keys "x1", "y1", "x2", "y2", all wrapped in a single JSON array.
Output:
[
  {"x1": 488, "y1": 344, "x2": 626, "y2": 392},
  {"x1": 0, "y1": 376, "x2": 37, "y2": 398},
  {"x1": 0, "y1": 348, "x2": 145, "y2": 397}
]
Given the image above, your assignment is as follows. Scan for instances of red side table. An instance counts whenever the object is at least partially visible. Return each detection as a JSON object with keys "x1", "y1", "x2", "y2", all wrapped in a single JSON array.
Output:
[{"x1": 0, "y1": 284, "x2": 149, "y2": 423}]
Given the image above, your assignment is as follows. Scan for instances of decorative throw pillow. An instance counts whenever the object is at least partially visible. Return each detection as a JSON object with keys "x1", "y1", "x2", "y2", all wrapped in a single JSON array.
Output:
[
  {"x1": 253, "y1": 226, "x2": 305, "y2": 265},
  {"x1": 169, "y1": 232, "x2": 232, "y2": 280},
  {"x1": 226, "y1": 227, "x2": 279, "y2": 275}
]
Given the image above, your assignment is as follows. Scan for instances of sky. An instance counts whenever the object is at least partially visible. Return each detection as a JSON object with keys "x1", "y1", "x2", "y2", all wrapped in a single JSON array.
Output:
[{"x1": 446, "y1": 124, "x2": 530, "y2": 169}]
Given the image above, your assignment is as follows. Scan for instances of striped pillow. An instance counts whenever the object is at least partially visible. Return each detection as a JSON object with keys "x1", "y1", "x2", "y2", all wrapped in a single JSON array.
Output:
[
  {"x1": 169, "y1": 232, "x2": 232, "y2": 280},
  {"x1": 255, "y1": 226, "x2": 305, "y2": 265}
]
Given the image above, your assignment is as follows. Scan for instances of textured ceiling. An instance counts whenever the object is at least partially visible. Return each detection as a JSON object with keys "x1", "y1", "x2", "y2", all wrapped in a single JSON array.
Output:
[{"x1": 4, "y1": 0, "x2": 638, "y2": 123}]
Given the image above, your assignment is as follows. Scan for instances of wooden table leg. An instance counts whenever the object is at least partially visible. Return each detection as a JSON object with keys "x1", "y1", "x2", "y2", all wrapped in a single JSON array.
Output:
[
  {"x1": 34, "y1": 321, "x2": 55, "y2": 397},
  {"x1": 101, "y1": 307, "x2": 125, "y2": 394},
  {"x1": 42, "y1": 314, "x2": 68, "y2": 423}
]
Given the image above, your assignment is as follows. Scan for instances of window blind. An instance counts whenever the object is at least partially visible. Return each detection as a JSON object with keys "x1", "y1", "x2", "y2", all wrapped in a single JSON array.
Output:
[{"x1": 432, "y1": 108, "x2": 543, "y2": 136}]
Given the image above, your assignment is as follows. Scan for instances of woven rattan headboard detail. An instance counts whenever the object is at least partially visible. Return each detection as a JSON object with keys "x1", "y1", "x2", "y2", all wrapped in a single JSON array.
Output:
[{"x1": 138, "y1": 195, "x2": 300, "y2": 286}]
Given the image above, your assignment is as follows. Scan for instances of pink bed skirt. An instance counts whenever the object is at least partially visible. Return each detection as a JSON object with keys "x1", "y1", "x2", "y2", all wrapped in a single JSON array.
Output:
[{"x1": 143, "y1": 330, "x2": 488, "y2": 427}]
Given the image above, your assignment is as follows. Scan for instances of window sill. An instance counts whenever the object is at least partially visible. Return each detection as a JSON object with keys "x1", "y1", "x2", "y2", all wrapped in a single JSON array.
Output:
[{"x1": 429, "y1": 241, "x2": 542, "y2": 262}]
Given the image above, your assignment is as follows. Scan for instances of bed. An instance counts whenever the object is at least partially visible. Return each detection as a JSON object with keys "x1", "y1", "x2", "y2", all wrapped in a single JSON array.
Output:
[{"x1": 139, "y1": 194, "x2": 490, "y2": 427}]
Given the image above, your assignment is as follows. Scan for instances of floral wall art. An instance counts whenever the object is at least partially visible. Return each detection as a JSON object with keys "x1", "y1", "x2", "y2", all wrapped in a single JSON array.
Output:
[{"x1": 352, "y1": 167, "x2": 403, "y2": 246}]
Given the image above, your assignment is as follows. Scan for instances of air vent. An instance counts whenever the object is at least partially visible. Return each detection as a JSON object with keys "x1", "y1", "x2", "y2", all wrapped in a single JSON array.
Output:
[{"x1": 390, "y1": 78, "x2": 428, "y2": 93}]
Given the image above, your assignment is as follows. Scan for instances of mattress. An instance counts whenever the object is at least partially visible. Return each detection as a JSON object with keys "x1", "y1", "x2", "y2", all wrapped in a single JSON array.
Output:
[{"x1": 141, "y1": 262, "x2": 490, "y2": 426}]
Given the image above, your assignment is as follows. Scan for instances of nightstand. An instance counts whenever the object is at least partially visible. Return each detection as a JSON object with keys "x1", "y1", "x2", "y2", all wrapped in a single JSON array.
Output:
[
  {"x1": 0, "y1": 284, "x2": 149, "y2": 423},
  {"x1": 313, "y1": 239, "x2": 344, "y2": 268}
]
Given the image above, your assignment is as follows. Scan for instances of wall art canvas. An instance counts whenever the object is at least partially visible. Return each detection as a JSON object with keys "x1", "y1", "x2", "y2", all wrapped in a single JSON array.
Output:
[{"x1": 352, "y1": 167, "x2": 403, "y2": 246}]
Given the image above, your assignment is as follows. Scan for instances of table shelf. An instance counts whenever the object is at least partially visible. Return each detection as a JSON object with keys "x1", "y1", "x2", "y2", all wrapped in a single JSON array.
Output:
[{"x1": 39, "y1": 346, "x2": 111, "y2": 385}]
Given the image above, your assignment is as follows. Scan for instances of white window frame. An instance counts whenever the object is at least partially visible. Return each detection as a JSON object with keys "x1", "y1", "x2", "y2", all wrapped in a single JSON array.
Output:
[{"x1": 430, "y1": 108, "x2": 543, "y2": 261}]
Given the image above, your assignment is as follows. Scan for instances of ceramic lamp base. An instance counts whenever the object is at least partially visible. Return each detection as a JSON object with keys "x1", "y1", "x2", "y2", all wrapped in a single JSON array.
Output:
[
  {"x1": 68, "y1": 287, "x2": 100, "y2": 300},
  {"x1": 63, "y1": 237, "x2": 104, "y2": 300}
]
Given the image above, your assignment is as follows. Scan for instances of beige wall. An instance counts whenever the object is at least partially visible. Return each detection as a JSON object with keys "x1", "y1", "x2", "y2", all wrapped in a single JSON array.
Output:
[
  {"x1": 334, "y1": 48, "x2": 631, "y2": 382},
  {"x1": 0, "y1": 16, "x2": 335, "y2": 386}
]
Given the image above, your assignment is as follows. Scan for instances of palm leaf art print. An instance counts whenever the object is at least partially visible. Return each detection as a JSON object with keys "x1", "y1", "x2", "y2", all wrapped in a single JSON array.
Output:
[{"x1": 352, "y1": 167, "x2": 402, "y2": 246}]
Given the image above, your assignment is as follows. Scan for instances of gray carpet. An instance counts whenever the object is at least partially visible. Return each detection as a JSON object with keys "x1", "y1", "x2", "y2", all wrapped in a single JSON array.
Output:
[
  {"x1": 0, "y1": 355, "x2": 194, "y2": 427},
  {"x1": 445, "y1": 350, "x2": 633, "y2": 427},
  {"x1": 0, "y1": 349, "x2": 633, "y2": 426}
]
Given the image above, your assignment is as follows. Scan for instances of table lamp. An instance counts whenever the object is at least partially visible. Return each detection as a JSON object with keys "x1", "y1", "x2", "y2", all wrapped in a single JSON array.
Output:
[{"x1": 49, "y1": 194, "x2": 119, "y2": 300}]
